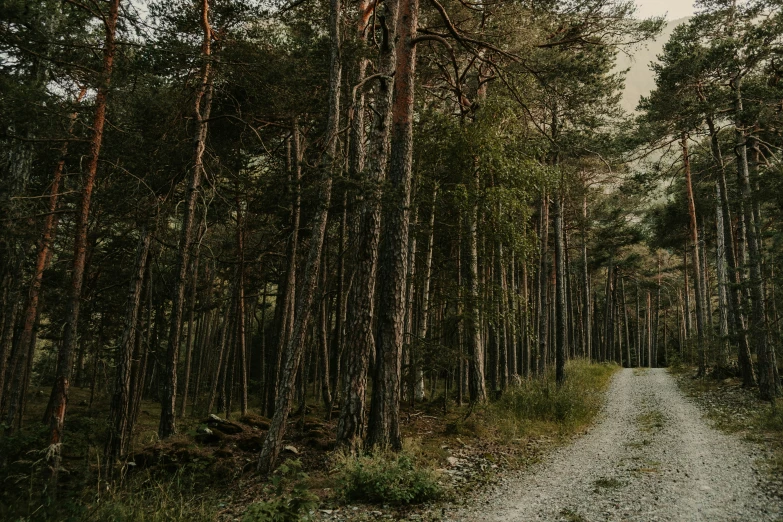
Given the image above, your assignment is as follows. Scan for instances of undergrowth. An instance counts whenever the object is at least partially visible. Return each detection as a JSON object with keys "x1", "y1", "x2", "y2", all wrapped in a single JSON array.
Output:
[
  {"x1": 488, "y1": 359, "x2": 619, "y2": 441},
  {"x1": 241, "y1": 460, "x2": 318, "y2": 522},
  {"x1": 89, "y1": 468, "x2": 221, "y2": 522},
  {"x1": 334, "y1": 441, "x2": 442, "y2": 505}
]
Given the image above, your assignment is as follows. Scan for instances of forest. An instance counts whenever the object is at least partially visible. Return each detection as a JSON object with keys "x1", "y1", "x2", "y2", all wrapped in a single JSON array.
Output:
[{"x1": 1, "y1": 0, "x2": 783, "y2": 520}]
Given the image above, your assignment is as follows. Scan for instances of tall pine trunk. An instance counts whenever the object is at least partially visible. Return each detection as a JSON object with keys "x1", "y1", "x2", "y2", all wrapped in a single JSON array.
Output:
[
  {"x1": 367, "y1": 0, "x2": 419, "y2": 448},
  {"x1": 257, "y1": 0, "x2": 341, "y2": 472},
  {"x1": 105, "y1": 230, "x2": 151, "y2": 478},
  {"x1": 159, "y1": 0, "x2": 213, "y2": 437},
  {"x1": 45, "y1": 0, "x2": 121, "y2": 478},
  {"x1": 681, "y1": 133, "x2": 707, "y2": 377},
  {"x1": 554, "y1": 195, "x2": 566, "y2": 385},
  {"x1": 337, "y1": 0, "x2": 396, "y2": 449},
  {"x1": 4, "y1": 90, "x2": 84, "y2": 431},
  {"x1": 733, "y1": 80, "x2": 780, "y2": 399}
]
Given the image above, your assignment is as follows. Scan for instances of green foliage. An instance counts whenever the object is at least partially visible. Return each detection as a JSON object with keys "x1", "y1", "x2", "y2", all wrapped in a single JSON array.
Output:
[
  {"x1": 490, "y1": 360, "x2": 618, "y2": 439},
  {"x1": 241, "y1": 460, "x2": 318, "y2": 522},
  {"x1": 758, "y1": 405, "x2": 783, "y2": 433},
  {"x1": 89, "y1": 469, "x2": 219, "y2": 522},
  {"x1": 336, "y1": 449, "x2": 442, "y2": 505}
]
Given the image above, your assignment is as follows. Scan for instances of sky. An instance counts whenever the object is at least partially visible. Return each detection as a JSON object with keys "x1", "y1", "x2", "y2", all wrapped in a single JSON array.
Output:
[{"x1": 634, "y1": 0, "x2": 696, "y2": 20}]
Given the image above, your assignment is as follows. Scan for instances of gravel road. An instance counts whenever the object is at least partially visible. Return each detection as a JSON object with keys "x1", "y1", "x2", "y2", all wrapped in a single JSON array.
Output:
[{"x1": 446, "y1": 368, "x2": 783, "y2": 522}]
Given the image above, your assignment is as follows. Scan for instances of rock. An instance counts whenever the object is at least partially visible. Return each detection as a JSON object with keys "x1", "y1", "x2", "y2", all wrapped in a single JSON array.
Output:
[
  {"x1": 195, "y1": 427, "x2": 224, "y2": 444},
  {"x1": 447, "y1": 456, "x2": 460, "y2": 467},
  {"x1": 204, "y1": 414, "x2": 244, "y2": 434},
  {"x1": 283, "y1": 445, "x2": 299, "y2": 454}
]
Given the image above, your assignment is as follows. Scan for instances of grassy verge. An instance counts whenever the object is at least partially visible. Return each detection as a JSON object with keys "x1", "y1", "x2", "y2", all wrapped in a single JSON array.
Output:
[
  {"x1": 0, "y1": 361, "x2": 620, "y2": 521},
  {"x1": 315, "y1": 360, "x2": 620, "y2": 520},
  {"x1": 673, "y1": 368, "x2": 783, "y2": 498},
  {"x1": 487, "y1": 360, "x2": 619, "y2": 443}
]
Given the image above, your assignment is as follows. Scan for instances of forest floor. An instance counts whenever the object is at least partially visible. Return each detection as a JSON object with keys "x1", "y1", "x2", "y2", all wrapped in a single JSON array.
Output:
[
  {"x1": 443, "y1": 368, "x2": 783, "y2": 522},
  {"x1": 0, "y1": 361, "x2": 617, "y2": 521}
]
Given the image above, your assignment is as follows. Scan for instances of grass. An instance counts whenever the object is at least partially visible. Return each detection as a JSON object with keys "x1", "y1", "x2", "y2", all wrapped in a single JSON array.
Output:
[
  {"x1": 488, "y1": 360, "x2": 620, "y2": 442},
  {"x1": 88, "y1": 469, "x2": 222, "y2": 522},
  {"x1": 593, "y1": 477, "x2": 623, "y2": 489},
  {"x1": 636, "y1": 409, "x2": 665, "y2": 433}
]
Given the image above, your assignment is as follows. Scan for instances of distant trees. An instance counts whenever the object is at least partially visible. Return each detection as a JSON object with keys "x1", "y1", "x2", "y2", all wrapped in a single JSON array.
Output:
[{"x1": 640, "y1": 0, "x2": 783, "y2": 399}]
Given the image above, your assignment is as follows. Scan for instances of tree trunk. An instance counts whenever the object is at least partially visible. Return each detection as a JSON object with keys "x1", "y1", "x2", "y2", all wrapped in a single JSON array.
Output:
[
  {"x1": 337, "y1": 0, "x2": 396, "y2": 450},
  {"x1": 464, "y1": 171, "x2": 487, "y2": 403},
  {"x1": 415, "y1": 184, "x2": 438, "y2": 399},
  {"x1": 681, "y1": 133, "x2": 707, "y2": 377},
  {"x1": 367, "y1": 0, "x2": 419, "y2": 449},
  {"x1": 179, "y1": 251, "x2": 200, "y2": 417},
  {"x1": 257, "y1": 0, "x2": 340, "y2": 472},
  {"x1": 104, "y1": 229, "x2": 151, "y2": 478},
  {"x1": 3, "y1": 89, "x2": 85, "y2": 430},
  {"x1": 159, "y1": 0, "x2": 213, "y2": 438},
  {"x1": 554, "y1": 195, "x2": 566, "y2": 385},
  {"x1": 537, "y1": 194, "x2": 550, "y2": 375},
  {"x1": 45, "y1": 0, "x2": 121, "y2": 479},
  {"x1": 733, "y1": 80, "x2": 780, "y2": 399}
]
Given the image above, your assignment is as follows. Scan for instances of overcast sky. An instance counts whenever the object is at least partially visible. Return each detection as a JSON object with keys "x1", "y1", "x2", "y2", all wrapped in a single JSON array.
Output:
[{"x1": 635, "y1": 0, "x2": 696, "y2": 20}]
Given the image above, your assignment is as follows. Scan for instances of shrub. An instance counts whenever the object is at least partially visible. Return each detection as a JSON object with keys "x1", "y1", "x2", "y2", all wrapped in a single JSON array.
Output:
[
  {"x1": 336, "y1": 448, "x2": 442, "y2": 505},
  {"x1": 242, "y1": 459, "x2": 318, "y2": 522}
]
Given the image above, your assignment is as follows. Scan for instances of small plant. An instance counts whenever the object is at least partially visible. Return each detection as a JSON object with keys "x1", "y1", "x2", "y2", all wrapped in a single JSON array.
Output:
[
  {"x1": 336, "y1": 448, "x2": 442, "y2": 505},
  {"x1": 242, "y1": 459, "x2": 318, "y2": 522},
  {"x1": 593, "y1": 477, "x2": 623, "y2": 489},
  {"x1": 560, "y1": 507, "x2": 587, "y2": 522},
  {"x1": 636, "y1": 410, "x2": 665, "y2": 433}
]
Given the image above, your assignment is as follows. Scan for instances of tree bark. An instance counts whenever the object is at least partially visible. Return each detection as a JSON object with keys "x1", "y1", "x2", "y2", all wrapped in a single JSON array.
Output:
[
  {"x1": 45, "y1": 0, "x2": 121, "y2": 479},
  {"x1": 367, "y1": 0, "x2": 419, "y2": 449},
  {"x1": 415, "y1": 184, "x2": 438, "y2": 399},
  {"x1": 733, "y1": 80, "x2": 780, "y2": 399},
  {"x1": 337, "y1": 0, "x2": 396, "y2": 450},
  {"x1": 179, "y1": 251, "x2": 200, "y2": 417},
  {"x1": 537, "y1": 194, "x2": 550, "y2": 375},
  {"x1": 554, "y1": 195, "x2": 566, "y2": 385},
  {"x1": 464, "y1": 170, "x2": 487, "y2": 403},
  {"x1": 681, "y1": 133, "x2": 707, "y2": 377},
  {"x1": 159, "y1": 0, "x2": 213, "y2": 438},
  {"x1": 236, "y1": 194, "x2": 248, "y2": 417},
  {"x1": 257, "y1": 0, "x2": 340, "y2": 472},
  {"x1": 4, "y1": 89, "x2": 85, "y2": 431},
  {"x1": 104, "y1": 229, "x2": 151, "y2": 478}
]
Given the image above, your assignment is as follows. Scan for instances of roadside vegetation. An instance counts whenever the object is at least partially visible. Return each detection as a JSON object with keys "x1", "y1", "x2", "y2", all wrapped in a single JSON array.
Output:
[{"x1": 0, "y1": 360, "x2": 617, "y2": 520}]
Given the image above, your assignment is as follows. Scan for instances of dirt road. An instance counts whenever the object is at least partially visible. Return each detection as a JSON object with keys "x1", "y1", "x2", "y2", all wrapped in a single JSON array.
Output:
[{"x1": 447, "y1": 368, "x2": 782, "y2": 521}]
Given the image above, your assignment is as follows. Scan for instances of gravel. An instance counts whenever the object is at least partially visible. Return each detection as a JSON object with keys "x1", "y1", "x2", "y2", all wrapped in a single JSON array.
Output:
[{"x1": 445, "y1": 368, "x2": 783, "y2": 521}]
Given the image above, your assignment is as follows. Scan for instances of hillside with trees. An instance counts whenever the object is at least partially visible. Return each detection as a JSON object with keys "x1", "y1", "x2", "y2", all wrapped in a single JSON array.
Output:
[{"x1": 1, "y1": 0, "x2": 782, "y2": 520}]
